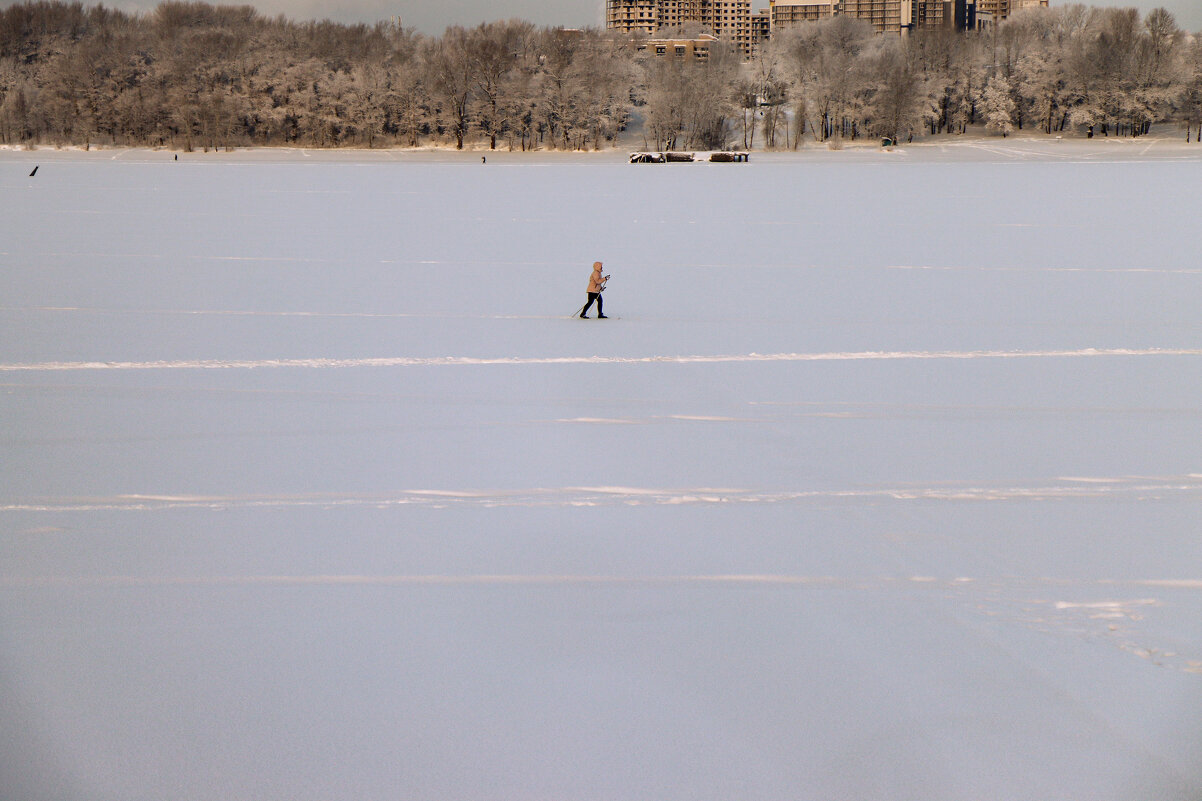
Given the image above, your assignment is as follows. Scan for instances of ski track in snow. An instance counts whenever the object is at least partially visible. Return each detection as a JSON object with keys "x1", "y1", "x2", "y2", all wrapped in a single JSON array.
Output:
[
  {"x1": 2, "y1": 347, "x2": 1202, "y2": 373},
  {"x1": 6, "y1": 255, "x2": 1202, "y2": 273},
  {"x1": 7, "y1": 475, "x2": 1202, "y2": 512},
  {"x1": 885, "y1": 264, "x2": 1202, "y2": 274},
  {"x1": 1, "y1": 573, "x2": 1196, "y2": 590},
  {"x1": 0, "y1": 306, "x2": 570, "y2": 320}
]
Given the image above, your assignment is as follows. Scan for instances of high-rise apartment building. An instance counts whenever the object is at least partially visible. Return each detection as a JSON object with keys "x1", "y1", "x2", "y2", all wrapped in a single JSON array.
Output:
[
  {"x1": 976, "y1": 0, "x2": 1044, "y2": 21},
  {"x1": 947, "y1": 0, "x2": 979, "y2": 30},
  {"x1": 838, "y1": 0, "x2": 908, "y2": 34},
  {"x1": 606, "y1": 0, "x2": 659, "y2": 36},
  {"x1": 751, "y1": 7, "x2": 772, "y2": 49},
  {"x1": 910, "y1": 0, "x2": 978, "y2": 30},
  {"x1": 975, "y1": 0, "x2": 1007, "y2": 18},
  {"x1": 768, "y1": 0, "x2": 837, "y2": 30},
  {"x1": 768, "y1": 0, "x2": 975, "y2": 33},
  {"x1": 1009, "y1": 0, "x2": 1049, "y2": 13},
  {"x1": 912, "y1": 0, "x2": 945, "y2": 28},
  {"x1": 607, "y1": 0, "x2": 754, "y2": 54},
  {"x1": 609, "y1": 0, "x2": 994, "y2": 46}
]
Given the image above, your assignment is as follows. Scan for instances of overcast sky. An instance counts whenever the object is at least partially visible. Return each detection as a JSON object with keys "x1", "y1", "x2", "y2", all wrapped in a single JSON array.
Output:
[{"x1": 31, "y1": 0, "x2": 1202, "y2": 34}]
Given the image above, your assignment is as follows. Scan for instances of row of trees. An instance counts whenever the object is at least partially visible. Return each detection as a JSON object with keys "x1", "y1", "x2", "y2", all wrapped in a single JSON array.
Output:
[
  {"x1": 0, "y1": 2, "x2": 634, "y2": 150},
  {"x1": 1, "y1": 1, "x2": 1200, "y2": 151},
  {"x1": 748, "y1": 5, "x2": 1202, "y2": 148}
]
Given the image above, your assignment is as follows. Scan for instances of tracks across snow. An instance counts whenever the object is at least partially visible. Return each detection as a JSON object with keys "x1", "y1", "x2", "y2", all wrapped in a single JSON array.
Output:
[
  {"x1": 8, "y1": 475, "x2": 1202, "y2": 512},
  {"x1": 3, "y1": 347, "x2": 1202, "y2": 373}
]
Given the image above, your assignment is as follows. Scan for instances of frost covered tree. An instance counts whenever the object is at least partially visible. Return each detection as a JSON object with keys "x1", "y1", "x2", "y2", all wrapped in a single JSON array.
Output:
[
  {"x1": 734, "y1": 75, "x2": 759, "y2": 149},
  {"x1": 684, "y1": 40, "x2": 740, "y2": 149},
  {"x1": 737, "y1": 43, "x2": 788, "y2": 149},
  {"x1": 380, "y1": 30, "x2": 429, "y2": 148},
  {"x1": 1183, "y1": 37, "x2": 1202, "y2": 142},
  {"x1": 761, "y1": 27, "x2": 812, "y2": 147},
  {"x1": 1132, "y1": 8, "x2": 1184, "y2": 136},
  {"x1": 1063, "y1": 7, "x2": 1162, "y2": 137},
  {"x1": 533, "y1": 28, "x2": 579, "y2": 148},
  {"x1": 779, "y1": 16, "x2": 874, "y2": 143},
  {"x1": 983, "y1": 74, "x2": 1016, "y2": 135},
  {"x1": 426, "y1": 27, "x2": 474, "y2": 149},
  {"x1": 465, "y1": 20, "x2": 536, "y2": 150},
  {"x1": 641, "y1": 55, "x2": 690, "y2": 149},
  {"x1": 636, "y1": 32, "x2": 738, "y2": 150},
  {"x1": 571, "y1": 33, "x2": 634, "y2": 150},
  {"x1": 533, "y1": 28, "x2": 627, "y2": 150},
  {"x1": 865, "y1": 38, "x2": 929, "y2": 142},
  {"x1": 910, "y1": 28, "x2": 963, "y2": 135}
]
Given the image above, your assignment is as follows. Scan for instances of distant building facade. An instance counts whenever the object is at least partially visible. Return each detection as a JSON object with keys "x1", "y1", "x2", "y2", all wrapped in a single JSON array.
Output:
[
  {"x1": 768, "y1": 0, "x2": 837, "y2": 30},
  {"x1": 609, "y1": 0, "x2": 999, "y2": 46},
  {"x1": 606, "y1": 0, "x2": 659, "y2": 36},
  {"x1": 837, "y1": 0, "x2": 906, "y2": 34},
  {"x1": 829, "y1": 0, "x2": 977, "y2": 34},
  {"x1": 636, "y1": 33, "x2": 720, "y2": 59},
  {"x1": 976, "y1": 0, "x2": 1046, "y2": 21},
  {"x1": 911, "y1": 0, "x2": 979, "y2": 31},
  {"x1": 1009, "y1": 0, "x2": 1049, "y2": 14},
  {"x1": 750, "y1": 7, "x2": 772, "y2": 49},
  {"x1": 607, "y1": 0, "x2": 754, "y2": 55}
]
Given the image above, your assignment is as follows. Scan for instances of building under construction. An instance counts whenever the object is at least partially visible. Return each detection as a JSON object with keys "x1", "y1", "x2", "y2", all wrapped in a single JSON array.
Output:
[
  {"x1": 607, "y1": 0, "x2": 754, "y2": 54},
  {"x1": 608, "y1": 0, "x2": 1045, "y2": 44},
  {"x1": 765, "y1": 0, "x2": 983, "y2": 34}
]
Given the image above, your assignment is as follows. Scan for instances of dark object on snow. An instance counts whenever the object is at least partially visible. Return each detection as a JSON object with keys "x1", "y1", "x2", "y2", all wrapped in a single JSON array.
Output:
[
  {"x1": 29, "y1": 165, "x2": 38, "y2": 177},
  {"x1": 482, "y1": 156, "x2": 486, "y2": 164},
  {"x1": 631, "y1": 151, "x2": 747, "y2": 164}
]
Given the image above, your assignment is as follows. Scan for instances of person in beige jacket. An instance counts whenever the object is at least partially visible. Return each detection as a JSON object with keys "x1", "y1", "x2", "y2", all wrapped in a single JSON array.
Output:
[{"x1": 580, "y1": 261, "x2": 609, "y2": 319}]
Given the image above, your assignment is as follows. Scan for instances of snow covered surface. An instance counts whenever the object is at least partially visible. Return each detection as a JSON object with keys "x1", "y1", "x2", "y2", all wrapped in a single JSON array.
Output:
[{"x1": 3, "y1": 137, "x2": 1202, "y2": 800}]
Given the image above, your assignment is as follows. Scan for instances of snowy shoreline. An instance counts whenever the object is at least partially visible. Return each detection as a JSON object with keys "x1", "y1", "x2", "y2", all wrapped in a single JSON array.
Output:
[{"x1": 5, "y1": 130, "x2": 1202, "y2": 164}]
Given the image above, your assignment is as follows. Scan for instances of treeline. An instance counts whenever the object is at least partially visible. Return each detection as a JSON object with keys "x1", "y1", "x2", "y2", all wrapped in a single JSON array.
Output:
[
  {"x1": 0, "y1": 2, "x2": 633, "y2": 150},
  {"x1": 1, "y1": 1, "x2": 1200, "y2": 151},
  {"x1": 750, "y1": 4, "x2": 1202, "y2": 148}
]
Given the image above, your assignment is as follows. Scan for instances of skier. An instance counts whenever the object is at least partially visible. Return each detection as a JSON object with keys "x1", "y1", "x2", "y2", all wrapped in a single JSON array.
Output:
[{"x1": 580, "y1": 261, "x2": 609, "y2": 319}]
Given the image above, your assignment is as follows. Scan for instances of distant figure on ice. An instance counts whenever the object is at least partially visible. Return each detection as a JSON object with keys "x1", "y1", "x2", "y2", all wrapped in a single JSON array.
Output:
[{"x1": 580, "y1": 261, "x2": 610, "y2": 319}]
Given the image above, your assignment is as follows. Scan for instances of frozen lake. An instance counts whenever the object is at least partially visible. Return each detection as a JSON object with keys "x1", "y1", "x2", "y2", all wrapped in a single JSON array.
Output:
[{"x1": 3, "y1": 139, "x2": 1202, "y2": 800}]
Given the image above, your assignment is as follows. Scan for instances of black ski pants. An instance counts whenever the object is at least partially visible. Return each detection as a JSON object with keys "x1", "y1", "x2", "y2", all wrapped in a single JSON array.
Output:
[{"x1": 581, "y1": 292, "x2": 603, "y2": 316}]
